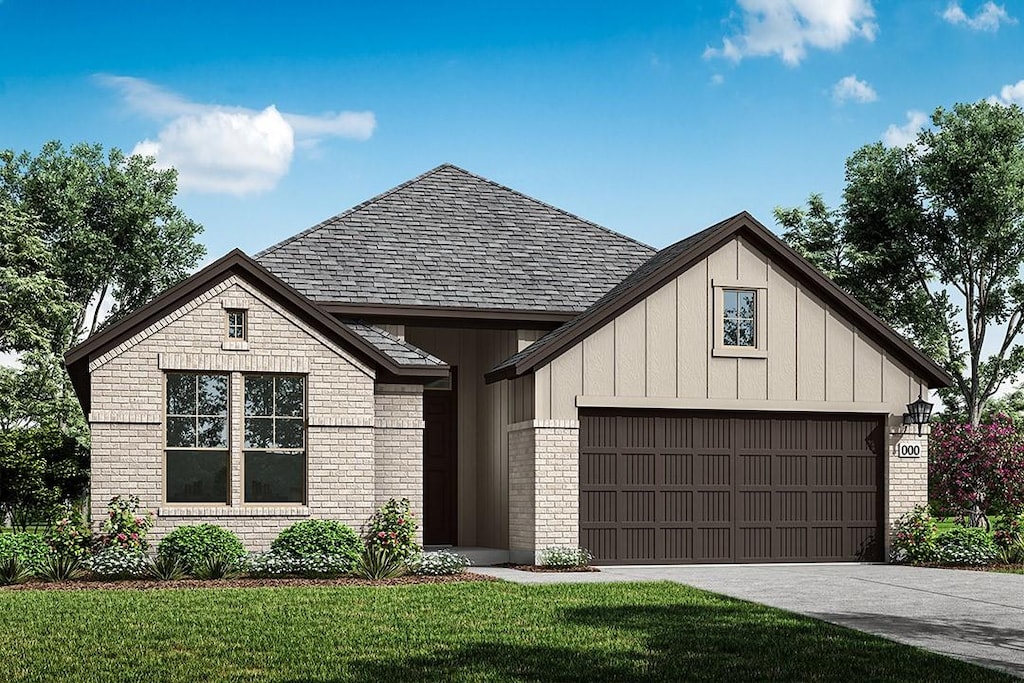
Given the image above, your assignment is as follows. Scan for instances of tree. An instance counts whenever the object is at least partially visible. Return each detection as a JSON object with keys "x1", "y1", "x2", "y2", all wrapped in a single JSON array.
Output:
[
  {"x1": 777, "y1": 101, "x2": 1024, "y2": 424},
  {"x1": 0, "y1": 141, "x2": 205, "y2": 342},
  {"x1": 929, "y1": 415, "x2": 1024, "y2": 528}
]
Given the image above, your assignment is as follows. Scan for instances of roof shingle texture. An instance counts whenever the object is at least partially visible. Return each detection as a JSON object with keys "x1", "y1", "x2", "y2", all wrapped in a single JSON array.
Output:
[
  {"x1": 256, "y1": 164, "x2": 656, "y2": 313},
  {"x1": 341, "y1": 321, "x2": 446, "y2": 368}
]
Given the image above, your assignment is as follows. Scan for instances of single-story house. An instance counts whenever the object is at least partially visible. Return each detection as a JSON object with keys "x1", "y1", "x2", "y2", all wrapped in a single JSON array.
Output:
[{"x1": 65, "y1": 164, "x2": 951, "y2": 564}]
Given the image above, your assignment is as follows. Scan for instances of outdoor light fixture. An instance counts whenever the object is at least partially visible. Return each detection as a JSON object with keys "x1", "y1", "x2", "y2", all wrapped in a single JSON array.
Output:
[{"x1": 902, "y1": 391, "x2": 934, "y2": 435}]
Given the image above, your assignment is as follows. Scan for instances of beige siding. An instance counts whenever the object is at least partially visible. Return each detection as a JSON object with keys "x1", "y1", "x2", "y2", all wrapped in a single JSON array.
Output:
[
  {"x1": 533, "y1": 236, "x2": 927, "y2": 419},
  {"x1": 405, "y1": 326, "x2": 547, "y2": 549}
]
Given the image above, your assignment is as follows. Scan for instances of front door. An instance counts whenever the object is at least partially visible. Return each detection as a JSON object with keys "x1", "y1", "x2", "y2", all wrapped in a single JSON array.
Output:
[{"x1": 423, "y1": 370, "x2": 458, "y2": 545}]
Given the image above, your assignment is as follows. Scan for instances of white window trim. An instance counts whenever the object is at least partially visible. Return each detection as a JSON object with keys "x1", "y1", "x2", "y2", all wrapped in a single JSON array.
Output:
[{"x1": 712, "y1": 279, "x2": 768, "y2": 358}]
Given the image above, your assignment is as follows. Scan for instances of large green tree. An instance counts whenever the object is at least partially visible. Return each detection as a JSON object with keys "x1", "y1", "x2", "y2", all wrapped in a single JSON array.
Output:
[{"x1": 777, "y1": 101, "x2": 1024, "y2": 425}]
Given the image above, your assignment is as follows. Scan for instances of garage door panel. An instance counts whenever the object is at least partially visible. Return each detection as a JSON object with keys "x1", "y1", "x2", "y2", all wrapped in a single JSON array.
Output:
[{"x1": 581, "y1": 410, "x2": 883, "y2": 564}]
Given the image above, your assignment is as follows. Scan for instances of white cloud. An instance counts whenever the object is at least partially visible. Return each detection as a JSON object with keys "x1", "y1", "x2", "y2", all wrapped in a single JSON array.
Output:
[
  {"x1": 990, "y1": 79, "x2": 1024, "y2": 106},
  {"x1": 832, "y1": 74, "x2": 877, "y2": 103},
  {"x1": 703, "y1": 0, "x2": 877, "y2": 66},
  {"x1": 883, "y1": 110, "x2": 928, "y2": 147},
  {"x1": 711, "y1": 73, "x2": 725, "y2": 85},
  {"x1": 97, "y1": 75, "x2": 376, "y2": 195},
  {"x1": 942, "y1": 2, "x2": 1016, "y2": 31}
]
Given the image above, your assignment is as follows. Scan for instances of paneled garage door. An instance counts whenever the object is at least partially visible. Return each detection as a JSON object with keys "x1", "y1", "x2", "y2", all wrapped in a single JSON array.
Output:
[{"x1": 579, "y1": 410, "x2": 885, "y2": 564}]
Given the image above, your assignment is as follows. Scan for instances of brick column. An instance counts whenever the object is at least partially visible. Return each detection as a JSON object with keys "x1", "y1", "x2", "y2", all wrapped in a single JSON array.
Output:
[
  {"x1": 373, "y1": 384, "x2": 425, "y2": 544},
  {"x1": 886, "y1": 418, "x2": 930, "y2": 560}
]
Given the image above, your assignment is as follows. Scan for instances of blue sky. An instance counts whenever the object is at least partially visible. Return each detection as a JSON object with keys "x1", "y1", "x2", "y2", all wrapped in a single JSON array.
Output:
[{"x1": 1, "y1": 0, "x2": 1022, "y2": 260}]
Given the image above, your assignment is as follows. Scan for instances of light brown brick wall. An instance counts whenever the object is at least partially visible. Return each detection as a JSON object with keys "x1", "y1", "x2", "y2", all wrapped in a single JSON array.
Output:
[
  {"x1": 87, "y1": 275, "x2": 422, "y2": 551},
  {"x1": 886, "y1": 423, "x2": 930, "y2": 557},
  {"x1": 374, "y1": 384, "x2": 424, "y2": 543}
]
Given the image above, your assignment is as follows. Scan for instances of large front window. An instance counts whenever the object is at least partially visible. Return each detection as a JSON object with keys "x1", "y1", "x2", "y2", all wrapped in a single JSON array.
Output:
[
  {"x1": 244, "y1": 375, "x2": 306, "y2": 503},
  {"x1": 165, "y1": 373, "x2": 229, "y2": 503}
]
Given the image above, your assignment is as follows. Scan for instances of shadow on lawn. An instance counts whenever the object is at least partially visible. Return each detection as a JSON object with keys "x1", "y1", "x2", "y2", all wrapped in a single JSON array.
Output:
[{"x1": 315, "y1": 602, "x2": 1010, "y2": 683}]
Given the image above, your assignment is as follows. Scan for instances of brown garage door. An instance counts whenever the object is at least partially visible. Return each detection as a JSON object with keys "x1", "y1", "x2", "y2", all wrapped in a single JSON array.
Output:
[{"x1": 579, "y1": 410, "x2": 884, "y2": 564}]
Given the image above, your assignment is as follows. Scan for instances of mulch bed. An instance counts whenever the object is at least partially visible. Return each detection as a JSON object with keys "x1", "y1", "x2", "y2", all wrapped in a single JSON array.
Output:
[
  {"x1": 916, "y1": 562, "x2": 1024, "y2": 573},
  {"x1": 499, "y1": 563, "x2": 600, "y2": 573},
  {"x1": 0, "y1": 572, "x2": 499, "y2": 592}
]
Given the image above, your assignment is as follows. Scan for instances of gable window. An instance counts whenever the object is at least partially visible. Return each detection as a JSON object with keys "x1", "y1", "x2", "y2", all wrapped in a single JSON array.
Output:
[
  {"x1": 165, "y1": 373, "x2": 229, "y2": 504},
  {"x1": 226, "y1": 310, "x2": 247, "y2": 340},
  {"x1": 243, "y1": 375, "x2": 305, "y2": 504},
  {"x1": 723, "y1": 289, "x2": 756, "y2": 347}
]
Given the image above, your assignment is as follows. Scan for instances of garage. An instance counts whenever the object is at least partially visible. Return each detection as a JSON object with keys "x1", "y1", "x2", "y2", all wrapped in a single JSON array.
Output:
[{"x1": 579, "y1": 409, "x2": 885, "y2": 564}]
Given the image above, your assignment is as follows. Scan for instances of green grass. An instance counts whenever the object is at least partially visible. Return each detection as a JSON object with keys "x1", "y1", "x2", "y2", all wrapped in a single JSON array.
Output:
[{"x1": 0, "y1": 581, "x2": 1012, "y2": 682}]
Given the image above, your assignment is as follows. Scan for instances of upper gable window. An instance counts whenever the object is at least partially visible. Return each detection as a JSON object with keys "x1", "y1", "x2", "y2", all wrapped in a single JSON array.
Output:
[
  {"x1": 713, "y1": 281, "x2": 767, "y2": 358},
  {"x1": 227, "y1": 310, "x2": 247, "y2": 340},
  {"x1": 723, "y1": 290, "x2": 756, "y2": 347}
]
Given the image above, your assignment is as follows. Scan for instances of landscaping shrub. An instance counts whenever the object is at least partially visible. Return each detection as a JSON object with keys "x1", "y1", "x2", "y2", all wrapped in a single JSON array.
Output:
[
  {"x1": 191, "y1": 554, "x2": 244, "y2": 580},
  {"x1": 933, "y1": 526, "x2": 999, "y2": 566},
  {"x1": 992, "y1": 513, "x2": 1023, "y2": 551},
  {"x1": 87, "y1": 547, "x2": 148, "y2": 579},
  {"x1": 350, "y1": 544, "x2": 405, "y2": 580},
  {"x1": 98, "y1": 495, "x2": 154, "y2": 551},
  {"x1": 365, "y1": 498, "x2": 419, "y2": 562},
  {"x1": 244, "y1": 551, "x2": 352, "y2": 578},
  {"x1": 36, "y1": 553, "x2": 87, "y2": 582},
  {"x1": 889, "y1": 505, "x2": 938, "y2": 564},
  {"x1": 538, "y1": 546, "x2": 594, "y2": 568},
  {"x1": 271, "y1": 519, "x2": 361, "y2": 569},
  {"x1": 157, "y1": 524, "x2": 245, "y2": 574},
  {"x1": 0, "y1": 557, "x2": 32, "y2": 585},
  {"x1": 411, "y1": 549, "x2": 471, "y2": 576},
  {"x1": 0, "y1": 531, "x2": 49, "y2": 572},
  {"x1": 145, "y1": 554, "x2": 186, "y2": 581},
  {"x1": 46, "y1": 504, "x2": 91, "y2": 560}
]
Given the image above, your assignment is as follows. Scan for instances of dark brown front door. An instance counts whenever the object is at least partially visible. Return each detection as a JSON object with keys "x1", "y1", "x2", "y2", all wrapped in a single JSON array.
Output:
[
  {"x1": 579, "y1": 410, "x2": 884, "y2": 564},
  {"x1": 423, "y1": 372, "x2": 458, "y2": 545}
]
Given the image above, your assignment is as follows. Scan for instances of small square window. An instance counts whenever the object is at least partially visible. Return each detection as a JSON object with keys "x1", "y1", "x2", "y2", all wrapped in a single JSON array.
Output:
[{"x1": 227, "y1": 310, "x2": 247, "y2": 340}]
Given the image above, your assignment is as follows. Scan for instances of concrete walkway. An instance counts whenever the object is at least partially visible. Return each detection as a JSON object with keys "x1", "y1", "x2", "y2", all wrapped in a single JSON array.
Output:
[{"x1": 474, "y1": 564, "x2": 1024, "y2": 677}]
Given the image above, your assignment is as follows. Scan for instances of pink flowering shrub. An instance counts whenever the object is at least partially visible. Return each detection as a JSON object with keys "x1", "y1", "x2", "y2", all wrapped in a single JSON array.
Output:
[
  {"x1": 365, "y1": 498, "x2": 419, "y2": 562},
  {"x1": 45, "y1": 503, "x2": 91, "y2": 560},
  {"x1": 98, "y1": 495, "x2": 153, "y2": 552},
  {"x1": 929, "y1": 414, "x2": 1024, "y2": 528},
  {"x1": 890, "y1": 505, "x2": 937, "y2": 564}
]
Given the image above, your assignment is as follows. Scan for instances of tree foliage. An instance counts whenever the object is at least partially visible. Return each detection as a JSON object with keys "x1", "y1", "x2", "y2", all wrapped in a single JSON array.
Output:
[{"x1": 777, "y1": 101, "x2": 1024, "y2": 424}]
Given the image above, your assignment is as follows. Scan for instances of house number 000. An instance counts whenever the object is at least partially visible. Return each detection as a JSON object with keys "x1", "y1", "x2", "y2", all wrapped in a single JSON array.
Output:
[{"x1": 898, "y1": 444, "x2": 921, "y2": 457}]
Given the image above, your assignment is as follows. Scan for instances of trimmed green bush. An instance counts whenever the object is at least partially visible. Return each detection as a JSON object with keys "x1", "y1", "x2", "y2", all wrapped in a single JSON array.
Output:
[
  {"x1": 0, "y1": 532, "x2": 49, "y2": 572},
  {"x1": 272, "y1": 519, "x2": 362, "y2": 567},
  {"x1": 933, "y1": 526, "x2": 999, "y2": 566},
  {"x1": 157, "y1": 524, "x2": 245, "y2": 573}
]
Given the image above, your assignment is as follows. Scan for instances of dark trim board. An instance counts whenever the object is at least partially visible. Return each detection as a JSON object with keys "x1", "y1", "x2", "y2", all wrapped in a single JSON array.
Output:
[{"x1": 321, "y1": 303, "x2": 576, "y2": 328}]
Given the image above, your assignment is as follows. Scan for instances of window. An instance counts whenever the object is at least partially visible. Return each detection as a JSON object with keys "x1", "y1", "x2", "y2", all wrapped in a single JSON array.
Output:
[
  {"x1": 244, "y1": 375, "x2": 305, "y2": 503},
  {"x1": 226, "y1": 310, "x2": 246, "y2": 340},
  {"x1": 165, "y1": 373, "x2": 229, "y2": 503},
  {"x1": 723, "y1": 289, "x2": 756, "y2": 347}
]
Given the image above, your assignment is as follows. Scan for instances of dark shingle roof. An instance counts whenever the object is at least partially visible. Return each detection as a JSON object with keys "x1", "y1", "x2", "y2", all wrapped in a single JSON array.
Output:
[
  {"x1": 341, "y1": 321, "x2": 446, "y2": 368},
  {"x1": 256, "y1": 164, "x2": 656, "y2": 312},
  {"x1": 487, "y1": 218, "x2": 730, "y2": 377}
]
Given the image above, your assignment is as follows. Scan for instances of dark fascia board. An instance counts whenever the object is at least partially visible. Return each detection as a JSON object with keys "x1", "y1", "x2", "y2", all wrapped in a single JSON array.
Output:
[
  {"x1": 319, "y1": 302, "x2": 577, "y2": 327},
  {"x1": 486, "y1": 212, "x2": 953, "y2": 389},
  {"x1": 66, "y1": 249, "x2": 449, "y2": 413}
]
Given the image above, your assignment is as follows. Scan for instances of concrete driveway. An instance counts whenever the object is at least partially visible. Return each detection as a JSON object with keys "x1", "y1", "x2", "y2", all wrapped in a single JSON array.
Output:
[{"x1": 476, "y1": 564, "x2": 1024, "y2": 677}]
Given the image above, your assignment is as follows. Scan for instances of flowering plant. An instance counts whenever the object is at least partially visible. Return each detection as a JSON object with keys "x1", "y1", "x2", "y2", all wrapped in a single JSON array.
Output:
[
  {"x1": 98, "y1": 495, "x2": 153, "y2": 551},
  {"x1": 365, "y1": 498, "x2": 419, "y2": 562},
  {"x1": 46, "y1": 503, "x2": 91, "y2": 560},
  {"x1": 929, "y1": 415, "x2": 1024, "y2": 528},
  {"x1": 411, "y1": 549, "x2": 471, "y2": 576},
  {"x1": 889, "y1": 505, "x2": 937, "y2": 564}
]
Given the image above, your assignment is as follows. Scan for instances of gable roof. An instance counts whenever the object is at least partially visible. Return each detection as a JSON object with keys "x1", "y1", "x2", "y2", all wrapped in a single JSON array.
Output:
[
  {"x1": 486, "y1": 211, "x2": 953, "y2": 389},
  {"x1": 255, "y1": 164, "x2": 656, "y2": 315},
  {"x1": 65, "y1": 250, "x2": 448, "y2": 413}
]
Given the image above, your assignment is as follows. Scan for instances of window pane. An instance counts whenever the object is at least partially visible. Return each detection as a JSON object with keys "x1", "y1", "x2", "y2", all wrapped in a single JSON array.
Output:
[
  {"x1": 245, "y1": 376, "x2": 274, "y2": 416},
  {"x1": 723, "y1": 290, "x2": 737, "y2": 318},
  {"x1": 166, "y1": 416, "x2": 196, "y2": 448},
  {"x1": 723, "y1": 318, "x2": 739, "y2": 346},
  {"x1": 167, "y1": 450, "x2": 228, "y2": 503},
  {"x1": 198, "y1": 375, "x2": 228, "y2": 416},
  {"x1": 738, "y1": 291, "x2": 756, "y2": 319},
  {"x1": 738, "y1": 320, "x2": 755, "y2": 347},
  {"x1": 275, "y1": 376, "x2": 304, "y2": 417},
  {"x1": 245, "y1": 451, "x2": 304, "y2": 503},
  {"x1": 166, "y1": 373, "x2": 195, "y2": 415},
  {"x1": 197, "y1": 417, "x2": 228, "y2": 448},
  {"x1": 275, "y1": 418, "x2": 304, "y2": 449},
  {"x1": 245, "y1": 417, "x2": 274, "y2": 448}
]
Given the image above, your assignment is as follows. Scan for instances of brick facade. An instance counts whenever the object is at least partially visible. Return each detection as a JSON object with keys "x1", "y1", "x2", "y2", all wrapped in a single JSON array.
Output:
[
  {"x1": 886, "y1": 421, "x2": 930, "y2": 557},
  {"x1": 88, "y1": 275, "x2": 424, "y2": 551}
]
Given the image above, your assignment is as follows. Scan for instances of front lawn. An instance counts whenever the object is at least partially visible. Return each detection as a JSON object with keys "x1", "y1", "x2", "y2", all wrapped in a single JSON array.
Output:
[{"x1": 0, "y1": 581, "x2": 1011, "y2": 682}]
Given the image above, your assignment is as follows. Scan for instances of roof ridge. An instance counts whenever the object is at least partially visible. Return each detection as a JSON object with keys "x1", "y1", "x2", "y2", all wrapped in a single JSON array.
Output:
[
  {"x1": 441, "y1": 165, "x2": 657, "y2": 253},
  {"x1": 255, "y1": 164, "x2": 455, "y2": 259}
]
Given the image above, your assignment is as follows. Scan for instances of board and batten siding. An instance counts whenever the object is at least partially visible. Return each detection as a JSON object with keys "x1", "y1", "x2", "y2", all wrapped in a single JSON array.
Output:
[{"x1": 533, "y1": 237, "x2": 927, "y2": 419}]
